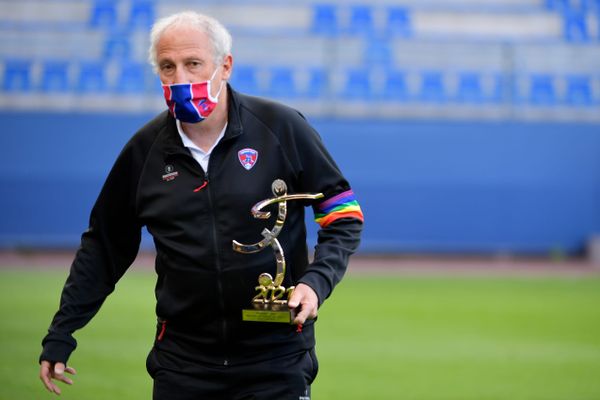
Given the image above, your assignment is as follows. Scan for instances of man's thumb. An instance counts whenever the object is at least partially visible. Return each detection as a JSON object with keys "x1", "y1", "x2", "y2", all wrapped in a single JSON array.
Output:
[{"x1": 54, "y1": 363, "x2": 65, "y2": 375}]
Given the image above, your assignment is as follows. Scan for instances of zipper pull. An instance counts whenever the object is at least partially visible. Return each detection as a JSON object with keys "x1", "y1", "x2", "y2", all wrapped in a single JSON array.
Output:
[
  {"x1": 193, "y1": 180, "x2": 208, "y2": 192},
  {"x1": 193, "y1": 172, "x2": 209, "y2": 192},
  {"x1": 157, "y1": 320, "x2": 167, "y2": 341}
]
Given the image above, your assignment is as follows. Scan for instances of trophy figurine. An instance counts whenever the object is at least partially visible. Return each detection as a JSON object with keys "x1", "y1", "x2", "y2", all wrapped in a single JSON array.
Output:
[{"x1": 232, "y1": 179, "x2": 323, "y2": 323}]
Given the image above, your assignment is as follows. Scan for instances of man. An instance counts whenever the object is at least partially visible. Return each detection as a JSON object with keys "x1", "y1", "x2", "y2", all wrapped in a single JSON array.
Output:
[{"x1": 39, "y1": 11, "x2": 363, "y2": 399}]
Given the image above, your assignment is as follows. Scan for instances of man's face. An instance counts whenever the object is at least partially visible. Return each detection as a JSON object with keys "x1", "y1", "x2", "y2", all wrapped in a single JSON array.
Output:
[{"x1": 156, "y1": 25, "x2": 230, "y2": 86}]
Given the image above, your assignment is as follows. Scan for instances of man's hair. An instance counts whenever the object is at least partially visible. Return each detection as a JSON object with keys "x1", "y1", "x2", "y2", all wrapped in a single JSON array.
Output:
[{"x1": 148, "y1": 11, "x2": 232, "y2": 72}]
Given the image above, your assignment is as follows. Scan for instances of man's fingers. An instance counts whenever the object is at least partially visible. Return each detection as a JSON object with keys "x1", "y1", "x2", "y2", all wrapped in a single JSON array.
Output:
[
  {"x1": 293, "y1": 307, "x2": 311, "y2": 325},
  {"x1": 53, "y1": 362, "x2": 74, "y2": 385},
  {"x1": 289, "y1": 283, "x2": 319, "y2": 325},
  {"x1": 39, "y1": 362, "x2": 55, "y2": 393},
  {"x1": 39, "y1": 361, "x2": 62, "y2": 395},
  {"x1": 39, "y1": 360, "x2": 75, "y2": 395}
]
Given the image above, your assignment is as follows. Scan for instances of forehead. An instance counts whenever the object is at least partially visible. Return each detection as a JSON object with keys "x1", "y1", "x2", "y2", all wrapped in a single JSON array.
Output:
[{"x1": 156, "y1": 25, "x2": 214, "y2": 61}]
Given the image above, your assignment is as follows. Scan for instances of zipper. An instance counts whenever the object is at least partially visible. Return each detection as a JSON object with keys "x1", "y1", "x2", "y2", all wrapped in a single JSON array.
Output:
[
  {"x1": 204, "y1": 171, "x2": 230, "y2": 366},
  {"x1": 193, "y1": 180, "x2": 208, "y2": 192},
  {"x1": 157, "y1": 319, "x2": 167, "y2": 341}
]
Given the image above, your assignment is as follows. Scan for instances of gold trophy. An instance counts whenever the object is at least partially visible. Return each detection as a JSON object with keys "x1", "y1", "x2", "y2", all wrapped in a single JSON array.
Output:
[{"x1": 232, "y1": 179, "x2": 323, "y2": 323}]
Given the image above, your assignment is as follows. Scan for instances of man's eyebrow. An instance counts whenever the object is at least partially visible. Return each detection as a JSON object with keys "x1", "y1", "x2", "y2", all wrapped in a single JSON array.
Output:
[
  {"x1": 157, "y1": 56, "x2": 174, "y2": 65},
  {"x1": 182, "y1": 56, "x2": 205, "y2": 63}
]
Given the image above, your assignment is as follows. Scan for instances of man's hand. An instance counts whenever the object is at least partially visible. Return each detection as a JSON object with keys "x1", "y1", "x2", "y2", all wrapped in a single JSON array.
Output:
[
  {"x1": 39, "y1": 360, "x2": 76, "y2": 395},
  {"x1": 288, "y1": 283, "x2": 319, "y2": 325}
]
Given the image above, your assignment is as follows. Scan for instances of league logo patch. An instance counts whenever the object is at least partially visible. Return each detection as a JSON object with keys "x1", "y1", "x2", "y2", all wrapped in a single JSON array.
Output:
[
  {"x1": 238, "y1": 148, "x2": 258, "y2": 170},
  {"x1": 162, "y1": 164, "x2": 179, "y2": 181}
]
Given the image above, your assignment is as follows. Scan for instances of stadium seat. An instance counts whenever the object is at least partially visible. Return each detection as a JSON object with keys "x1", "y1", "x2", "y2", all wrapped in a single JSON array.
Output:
[
  {"x1": 77, "y1": 62, "x2": 107, "y2": 93},
  {"x1": 2, "y1": 59, "x2": 32, "y2": 92},
  {"x1": 546, "y1": 0, "x2": 598, "y2": 11},
  {"x1": 230, "y1": 65, "x2": 259, "y2": 95},
  {"x1": 563, "y1": 9, "x2": 589, "y2": 41},
  {"x1": 267, "y1": 66, "x2": 296, "y2": 98},
  {"x1": 40, "y1": 61, "x2": 70, "y2": 93},
  {"x1": 386, "y1": 7, "x2": 411, "y2": 37},
  {"x1": 305, "y1": 67, "x2": 328, "y2": 98},
  {"x1": 456, "y1": 72, "x2": 484, "y2": 103},
  {"x1": 117, "y1": 62, "x2": 146, "y2": 93},
  {"x1": 89, "y1": 0, "x2": 118, "y2": 29},
  {"x1": 311, "y1": 4, "x2": 339, "y2": 36},
  {"x1": 348, "y1": 5, "x2": 374, "y2": 36},
  {"x1": 341, "y1": 68, "x2": 372, "y2": 100},
  {"x1": 419, "y1": 71, "x2": 446, "y2": 103},
  {"x1": 103, "y1": 33, "x2": 131, "y2": 59},
  {"x1": 529, "y1": 74, "x2": 556, "y2": 105},
  {"x1": 545, "y1": 0, "x2": 570, "y2": 10},
  {"x1": 382, "y1": 69, "x2": 409, "y2": 101},
  {"x1": 128, "y1": 0, "x2": 155, "y2": 30},
  {"x1": 565, "y1": 74, "x2": 593, "y2": 105}
]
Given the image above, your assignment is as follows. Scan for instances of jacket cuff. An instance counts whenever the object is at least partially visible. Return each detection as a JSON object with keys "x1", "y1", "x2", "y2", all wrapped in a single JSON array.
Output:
[
  {"x1": 297, "y1": 270, "x2": 332, "y2": 307},
  {"x1": 39, "y1": 336, "x2": 77, "y2": 365}
]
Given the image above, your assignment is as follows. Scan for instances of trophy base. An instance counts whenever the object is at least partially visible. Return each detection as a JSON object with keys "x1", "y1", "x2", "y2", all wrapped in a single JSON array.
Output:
[{"x1": 242, "y1": 304, "x2": 297, "y2": 324}]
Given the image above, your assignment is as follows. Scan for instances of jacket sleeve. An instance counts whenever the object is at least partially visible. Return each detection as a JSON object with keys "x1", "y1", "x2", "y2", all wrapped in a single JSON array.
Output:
[
  {"x1": 39, "y1": 141, "x2": 143, "y2": 364},
  {"x1": 290, "y1": 115, "x2": 364, "y2": 305}
]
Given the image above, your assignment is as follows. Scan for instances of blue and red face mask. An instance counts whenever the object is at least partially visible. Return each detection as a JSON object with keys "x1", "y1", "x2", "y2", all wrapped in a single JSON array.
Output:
[{"x1": 162, "y1": 67, "x2": 224, "y2": 123}]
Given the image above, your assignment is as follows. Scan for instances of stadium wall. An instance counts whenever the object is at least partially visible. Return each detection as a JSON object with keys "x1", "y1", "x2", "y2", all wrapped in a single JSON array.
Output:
[{"x1": 1, "y1": 111, "x2": 598, "y2": 255}]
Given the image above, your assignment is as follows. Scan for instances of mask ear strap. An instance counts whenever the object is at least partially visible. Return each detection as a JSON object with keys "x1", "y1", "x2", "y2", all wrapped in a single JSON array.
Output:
[
  {"x1": 210, "y1": 66, "x2": 220, "y2": 81},
  {"x1": 207, "y1": 66, "x2": 224, "y2": 102}
]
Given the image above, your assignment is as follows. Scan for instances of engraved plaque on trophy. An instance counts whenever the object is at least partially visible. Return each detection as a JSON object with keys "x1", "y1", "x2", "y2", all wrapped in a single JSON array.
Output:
[{"x1": 232, "y1": 179, "x2": 323, "y2": 323}]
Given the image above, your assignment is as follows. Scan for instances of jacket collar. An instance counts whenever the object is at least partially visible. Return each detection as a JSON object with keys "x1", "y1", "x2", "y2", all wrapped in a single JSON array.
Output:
[{"x1": 161, "y1": 83, "x2": 243, "y2": 156}]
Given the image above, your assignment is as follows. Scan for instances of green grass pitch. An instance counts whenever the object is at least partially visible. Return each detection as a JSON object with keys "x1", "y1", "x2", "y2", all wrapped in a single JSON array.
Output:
[{"x1": 1, "y1": 268, "x2": 600, "y2": 399}]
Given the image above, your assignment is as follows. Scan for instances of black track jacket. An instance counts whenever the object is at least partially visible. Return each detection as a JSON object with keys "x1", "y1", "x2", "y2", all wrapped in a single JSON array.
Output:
[{"x1": 40, "y1": 86, "x2": 363, "y2": 367}]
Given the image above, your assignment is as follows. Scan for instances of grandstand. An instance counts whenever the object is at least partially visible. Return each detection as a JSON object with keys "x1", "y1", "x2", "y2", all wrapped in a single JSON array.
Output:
[
  {"x1": 1, "y1": 0, "x2": 599, "y2": 255},
  {"x1": 1, "y1": 0, "x2": 599, "y2": 118}
]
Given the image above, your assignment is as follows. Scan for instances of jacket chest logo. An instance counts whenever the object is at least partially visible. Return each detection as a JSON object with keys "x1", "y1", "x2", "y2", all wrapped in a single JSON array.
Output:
[
  {"x1": 162, "y1": 164, "x2": 179, "y2": 181},
  {"x1": 238, "y1": 148, "x2": 258, "y2": 170}
]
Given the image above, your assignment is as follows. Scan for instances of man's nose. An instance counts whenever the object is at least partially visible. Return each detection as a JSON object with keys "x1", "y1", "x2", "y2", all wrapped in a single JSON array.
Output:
[{"x1": 173, "y1": 67, "x2": 189, "y2": 84}]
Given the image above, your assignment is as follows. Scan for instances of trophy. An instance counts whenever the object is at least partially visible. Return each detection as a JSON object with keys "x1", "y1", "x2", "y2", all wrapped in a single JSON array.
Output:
[{"x1": 232, "y1": 179, "x2": 323, "y2": 323}]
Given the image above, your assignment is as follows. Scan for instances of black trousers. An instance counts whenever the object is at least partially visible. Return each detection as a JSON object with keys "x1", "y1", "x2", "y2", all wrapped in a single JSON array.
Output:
[{"x1": 147, "y1": 348, "x2": 318, "y2": 400}]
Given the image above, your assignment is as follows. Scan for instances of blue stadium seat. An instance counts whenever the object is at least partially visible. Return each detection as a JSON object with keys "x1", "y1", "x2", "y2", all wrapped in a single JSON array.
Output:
[
  {"x1": 545, "y1": 0, "x2": 570, "y2": 10},
  {"x1": 341, "y1": 68, "x2": 371, "y2": 100},
  {"x1": 565, "y1": 74, "x2": 592, "y2": 105},
  {"x1": 2, "y1": 59, "x2": 32, "y2": 92},
  {"x1": 311, "y1": 4, "x2": 338, "y2": 36},
  {"x1": 529, "y1": 74, "x2": 556, "y2": 105},
  {"x1": 382, "y1": 69, "x2": 409, "y2": 101},
  {"x1": 128, "y1": 0, "x2": 155, "y2": 30},
  {"x1": 386, "y1": 7, "x2": 411, "y2": 37},
  {"x1": 103, "y1": 33, "x2": 131, "y2": 59},
  {"x1": 41, "y1": 61, "x2": 70, "y2": 93},
  {"x1": 77, "y1": 62, "x2": 107, "y2": 93},
  {"x1": 117, "y1": 62, "x2": 146, "y2": 93},
  {"x1": 563, "y1": 9, "x2": 589, "y2": 41},
  {"x1": 267, "y1": 66, "x2": 296, "y2": 98},
  {"x1": 456, "y1": 72, "x2": 483, "y2": 103},
  {"x1": 348, "y1": 5, "x2": 374, "y2": 36},
  {"x1": 546, "y1": 0, "x2": 599, "y2": 11},
  {"x1": 419, "y1": 71, "x2": 446, "y2": 103},
  {"x1": 305, "y1": 67, "x2": 328, "y2": 98},
  {"x1": 89, "y1": 0, "x2": 118, "y2": 29},
  {"x1": 230, "y1": 65, "x2": 259, "y2": 95}
]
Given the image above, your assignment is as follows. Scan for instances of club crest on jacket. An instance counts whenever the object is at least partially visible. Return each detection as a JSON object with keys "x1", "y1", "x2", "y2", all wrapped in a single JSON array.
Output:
[{"x1": 238, "y1": 148, "x2": 258, "y2": 170}]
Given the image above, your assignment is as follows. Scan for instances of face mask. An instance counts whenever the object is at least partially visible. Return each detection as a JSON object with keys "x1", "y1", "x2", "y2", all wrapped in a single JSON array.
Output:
[{"x1": 162, "y1": 67, "x2": 224, "y2": 123}]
